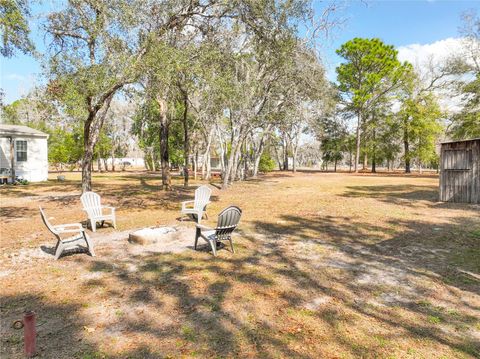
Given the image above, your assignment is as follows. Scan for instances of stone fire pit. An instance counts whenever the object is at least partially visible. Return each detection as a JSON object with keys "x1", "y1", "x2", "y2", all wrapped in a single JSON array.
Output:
[{"x1": 128, "y1": 226, "x2": 177, "y2": 245}]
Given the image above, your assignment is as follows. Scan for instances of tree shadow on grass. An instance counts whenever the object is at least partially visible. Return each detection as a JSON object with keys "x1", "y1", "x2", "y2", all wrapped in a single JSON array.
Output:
[
  {"x1": 342, "y1": 184, "x2": 480, "y2": 210},
  {"x1": 0, "y1": 294, "x2": 94, "y2": 359},
  {"x1": 75, "y1": 252, "x2": 314, "y2": 359},
  {"x1": 250, "y1": 213, "x2": 479, "y2": 356},
  {"x1": 73, "y1": 208, "x2": 478, "y2": 357},
  {"x1": 253, "y1": 213, "x2": 480, "y2": 295},
  {"x1": 3, "y1": 211, "x2": 479, "y2": 358},
  {"x1": 0, "y1": 206, "x2": 38, "y2": 220},
  {"x1": 342, "y1": 184, "x2": 439, "y2": 204}
]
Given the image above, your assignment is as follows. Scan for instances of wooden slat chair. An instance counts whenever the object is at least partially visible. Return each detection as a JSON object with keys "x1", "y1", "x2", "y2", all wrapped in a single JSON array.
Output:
[
  {"x1": 181, "y1": 185, "x2": 212, "y2": 222},
  {"x1": 80, "y1": 191, "x2": 116, "y2": 232},
  {"x1": 194, "y1": 206, "x2": 242, "y2": 256},
  {"x1": 39, "y1": 207, "x2": 95, "y2": 260}
]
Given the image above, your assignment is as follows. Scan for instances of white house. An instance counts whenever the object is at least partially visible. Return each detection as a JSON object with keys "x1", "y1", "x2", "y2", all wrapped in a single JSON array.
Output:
[{"x1": 0, "y1": 124, "x2": 49, "y2": 183}]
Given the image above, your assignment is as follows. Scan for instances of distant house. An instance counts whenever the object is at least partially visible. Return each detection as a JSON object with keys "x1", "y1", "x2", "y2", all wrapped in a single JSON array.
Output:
[{"x1": 0, "y1": 124, "x2": 49, "y2": 183}]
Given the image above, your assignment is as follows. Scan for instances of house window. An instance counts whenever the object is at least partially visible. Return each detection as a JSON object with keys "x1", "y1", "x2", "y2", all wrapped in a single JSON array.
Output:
[{"x1": 16, "y1": 140, "x2": 27, "y2": 162}]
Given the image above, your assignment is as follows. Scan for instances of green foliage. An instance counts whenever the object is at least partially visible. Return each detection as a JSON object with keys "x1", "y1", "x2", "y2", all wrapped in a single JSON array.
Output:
[
  {"x1": 336, "y1": 37, "x2": 411, "y2": 171},
  {"x1": 14, "y1": 178, "x2": 28, "y2": 185},
  {"x1": 132, "y1": 98, "x2": 161, "y2": 170},
  {"x1": 317, "y1": 115, "x2": 348, "y2": 170},
  {"x1": 336, "y1": 38, "x2": 410, "y2": 111},
  {"x1": 398, "y1": 88, "x2": 443, "y2": 168},
  {"x1": 48, "y1": 127, "x2": 83, "y2": 169},
  {"x1": 0, "y1": 0, "x2": 33, "y2": 57},
  {"x1": 95, "y1": 131, "x2": 113, "y2": 160},
  {"x1": 1, "y1": 99, "x2": 22, "y2": 123},
  {"x1": 258, "y1": 152, "x2": 276, "y2": 172},
  {"x1": 450, "y1": 73, "x2": 480, "y2": 139}
]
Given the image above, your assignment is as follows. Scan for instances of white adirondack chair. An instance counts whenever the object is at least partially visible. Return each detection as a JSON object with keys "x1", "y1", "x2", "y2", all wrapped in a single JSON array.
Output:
[
  {"x1": 39, "y1": 207, "x2": 95, "y2": 260},
  {"x1": 80, "y1": 191, "x2": 116, "y2": 232},
  {"x1": 181, "y1": 185, "x2": 212, "y2": 222}
]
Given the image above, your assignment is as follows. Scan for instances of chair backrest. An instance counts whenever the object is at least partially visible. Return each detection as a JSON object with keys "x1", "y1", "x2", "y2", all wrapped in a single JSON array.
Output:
[
  {"x1": 80, "y1": 191, "x2": 102, "y2": 217},
  {"x1": 194, "y1": 185, "x2": 212, "y2": 211},
  {"x1": 39, "y1": 207, "x2": 59, "y2": 236},
  {"x1": 215, "y1": 206, "x2": 242, "y2": 240}
]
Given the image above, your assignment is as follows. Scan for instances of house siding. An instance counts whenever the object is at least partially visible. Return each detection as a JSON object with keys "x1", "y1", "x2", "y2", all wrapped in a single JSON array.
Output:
[{"x1": 0, "y1": 136, "x2": 48, "y2": 182}]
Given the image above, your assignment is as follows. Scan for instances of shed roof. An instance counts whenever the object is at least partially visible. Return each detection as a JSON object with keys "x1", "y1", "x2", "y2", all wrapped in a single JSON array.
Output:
[
  {"x1": 0, "y1": 124, "x2": 49, "y2": 138},
  {"x1": 441, "y1": 138, "x2": 480, "y2": 144}
]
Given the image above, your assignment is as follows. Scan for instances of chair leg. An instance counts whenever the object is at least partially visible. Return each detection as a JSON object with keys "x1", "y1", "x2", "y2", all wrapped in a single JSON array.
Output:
[
  {"x1": 112, "y1": 217, "x2": 117, "y2": 229},
  {"x1": 228, "y1": 238, "x2": 235, "y2": 253},
  {"x1": 208, "y1": 239, "x2": 217, "y2": 256},
  {"x1": 90, "y1": 219, "x2": 96, "y2": 232},
  {"x1": 194, "y1": 228, "x2": 200, "y2": 250},
  {"x1": 54, "y1": 240, "x2": 65, "y2": 260},
  {"x1": 83, "y1": 233, "x2": 95, "y2": 257}
]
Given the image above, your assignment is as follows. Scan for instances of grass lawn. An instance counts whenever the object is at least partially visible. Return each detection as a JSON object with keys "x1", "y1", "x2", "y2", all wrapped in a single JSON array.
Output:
[{"x1": 1, "y1": 170, "x2": 479, "y2": 358}]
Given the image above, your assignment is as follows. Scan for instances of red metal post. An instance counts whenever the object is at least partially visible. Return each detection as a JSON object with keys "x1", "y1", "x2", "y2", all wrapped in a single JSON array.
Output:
[{"x1": 23, "y1": 311, "x2": 36, "y2": 357}]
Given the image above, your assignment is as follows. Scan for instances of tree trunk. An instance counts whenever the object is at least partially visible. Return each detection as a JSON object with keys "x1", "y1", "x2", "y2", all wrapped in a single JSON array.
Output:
[
  {"x1": 222, "y1": 137, "x2": 241, "y2": 189},
  {"x1": 334, "y1": 158, "x2": 337, "y2": 172},
  {"x1": 82, "y1": 114, "x2": 96, "y2": 192},
  {"x1": 252, "y1": 132, "x2": 268, "y2": 178},
  {"x1": 201, "y1": 128, "x2": 213, "y2": 180},
  {"x1": 283, "y1": 134, "x2": 289, "y2": 171},
  {"x1": 82, "y1": 148, "x2": 94, "y2": 192},
  {"x1": 157, "y1": 97, "x2": 171, "y2": 190},
  {"x1": 275, "y1": 143, "x2": 283, "y2": 170},
  {"x1": 111, "y1": 148, "x2": 115, "y2": 171},
  {"x1": 354, "y1": 112, "x2": 362, "y2": 173},
  {"x1": 363, "y1": 152, "x2": 368, "y2": 171},
  {"x1": 81, "y1": 95, "x2": 114, "y2": 193},
  {"x1": 292, "y1": 145, "x2": 298, "y2": 173},
  {"x1": 206, "y1": 150, "x2": 211, "y2": 180},
  {"x1": 371, "y1": 128, "x2": 376, "y2": 173},
  {"x1": 349, "y1": 149, "x2": 352, "y2": 173},
  {"x1": 243, "y1": 141, "x2": 249, "y2": 179},
  {"x1": 403, "y1": 115, "x2": 411, "y2": 174},
  {"x1": 404, "y1": 131, "x2": 411, "y2": 173},
  {"x1": 97, "y1": 158, "x2": 102, "y2": 172},
  {"x1": 181, "y1": 92, "x2": 189, "y2": 188},
  {"x1": 193, "y1": 151, "x2": 198, "y2": 180},
  {"x1": 222, "y1": 147, "x2": 235, "y2": 189},
  {"x1": 231, "y1": 145, "x2": 242, "y2": 183}
]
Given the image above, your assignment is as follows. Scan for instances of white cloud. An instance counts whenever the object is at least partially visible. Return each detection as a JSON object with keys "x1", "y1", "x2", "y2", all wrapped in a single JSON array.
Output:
[
  {"x1": 397, "y1": 37, "x2": 464, "y2": 67},
  {"x1": 6, "y1": 73, "x2": 27, "y2": 81},
  {"x1": 397, "y1": 38, "x2": 467, "y2": 113}
]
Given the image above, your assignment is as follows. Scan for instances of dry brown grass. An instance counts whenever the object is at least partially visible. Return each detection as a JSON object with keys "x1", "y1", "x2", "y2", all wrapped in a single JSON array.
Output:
[{"x1": 1, "y1": 170, "x2": 479, "y2": 358}]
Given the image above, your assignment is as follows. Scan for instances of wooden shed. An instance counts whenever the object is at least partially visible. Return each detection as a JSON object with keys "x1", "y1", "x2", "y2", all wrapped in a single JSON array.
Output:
[{"x1": 439, "y1": 138, "x2": 480, "y2": 204}]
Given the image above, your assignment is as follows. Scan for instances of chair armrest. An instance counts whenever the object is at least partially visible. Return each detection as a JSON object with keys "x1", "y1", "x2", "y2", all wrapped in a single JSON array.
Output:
[
  {"x1": 101, "y1": 206, "x2": 115, "y2": 214},
  {"x1": 195, "y1": 223, "x2": 213, "y2": 231},
  {"x1": 181, "y1": 200, "x2": 195, "y2": 210},
  {"x1": 56, "y1": 228, "x2": 85, "y2": 234},
  {"x1": 53, "y1": 223, "x2": 83, "y2": 231}
]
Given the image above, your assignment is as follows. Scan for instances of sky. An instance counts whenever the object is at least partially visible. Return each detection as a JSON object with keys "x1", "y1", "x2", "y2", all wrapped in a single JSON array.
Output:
[{"x1": 0, "y1": 0, "x2": 478, "y2": 105}]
